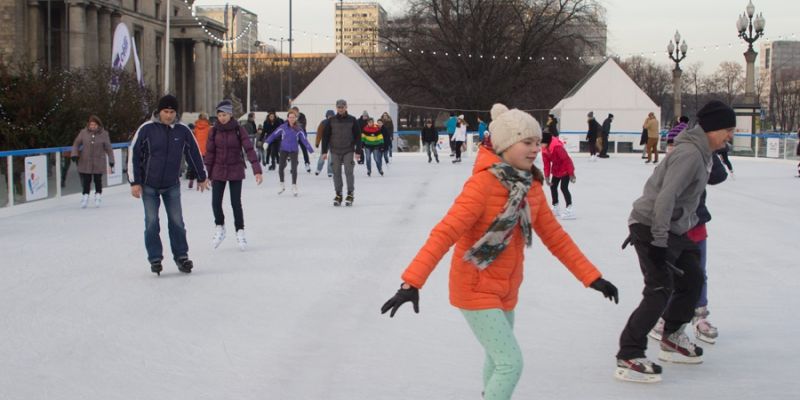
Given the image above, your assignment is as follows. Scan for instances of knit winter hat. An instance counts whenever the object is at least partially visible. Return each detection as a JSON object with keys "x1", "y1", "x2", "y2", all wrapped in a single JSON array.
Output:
[
  {"x1": 587, "y1": 111, "x2": 594, "y2": 118},
  {"x1": 325, "y1": 110, "x2": 335, "y2": 118},
  {"x1": 697, "y1": 100, "x2": 736, "y2": 132},
  {"x1": 488, "y1": 103, "x2": 542, "y2": 154},
  {"x1": 157, "y1": 95, "x2": 178, "y2": 112},
  {"x1": 216, "y1": 99, "x2": 233, "y2": 115}
]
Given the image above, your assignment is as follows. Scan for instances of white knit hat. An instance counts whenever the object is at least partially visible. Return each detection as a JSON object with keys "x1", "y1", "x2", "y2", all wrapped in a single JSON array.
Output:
[{"x1": 488, "y1": 103, "x2": 542, "y2": 154}]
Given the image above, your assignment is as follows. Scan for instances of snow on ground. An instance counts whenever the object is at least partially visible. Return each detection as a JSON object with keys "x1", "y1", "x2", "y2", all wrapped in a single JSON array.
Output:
[{"x1": 1, "y1": 151, "x2": 798, "y2": 400}]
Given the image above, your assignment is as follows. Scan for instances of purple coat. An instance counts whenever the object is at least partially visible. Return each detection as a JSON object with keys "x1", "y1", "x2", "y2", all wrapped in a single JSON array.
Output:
[
  {"x1": 667, "y1": 122, "x2": 688, "y2": 144},
  {"x1": 204, "y1": 120, "x2": 262, "y2": 181},
  {"x1": 266, "y1": 122, "x2": 314, "y2": 154}
]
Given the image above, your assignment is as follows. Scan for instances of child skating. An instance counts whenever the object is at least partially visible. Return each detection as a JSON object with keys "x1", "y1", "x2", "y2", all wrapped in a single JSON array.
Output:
[
  {"x1": 541, "y1": 131, "x2": 577, "y2": 219},
  {"x1": 381, "y1": 104, "x2": 618, "y2": 400}
]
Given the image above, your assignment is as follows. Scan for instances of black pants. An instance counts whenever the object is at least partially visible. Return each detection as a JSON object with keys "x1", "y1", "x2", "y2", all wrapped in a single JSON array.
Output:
[
  {"x1": 587, "y1": 137, "x2": 598, "y2": 156},
  {"x1": 279, "y1": 151, "x2": 299, "y2": 184},
  {"x1": 299, "y1": 142, "x2": 310, "y2": 165},
  {"x1": 453, "y1": 141, "x2": 463, "y2": 160},
  {"x1": 212, "y1": 180, "x2": 244, "y2": 231},
  {"x1": 80, "y1": 173, "x2": 103, "y2": 194},
  {"x1": 550, "y1": 176, "x2": 572, "y2": 206},
  {"x1": 617, "y1": 223, "x2": 703, "y2": 360},
  {"x1": 268, "y1": 140, "x2": 281, "y2": 168},
  {"x1": 718, "y1": 150, "x2": 733, "y2": 171},
  {"x1": 600, "y1": 133, "x2": 610, "y2": 156}
]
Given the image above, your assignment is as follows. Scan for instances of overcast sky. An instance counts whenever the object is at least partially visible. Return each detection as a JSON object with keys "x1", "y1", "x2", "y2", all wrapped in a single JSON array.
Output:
[{"x1": 191, "y1": 0, "x2": 800, "y2": 74}]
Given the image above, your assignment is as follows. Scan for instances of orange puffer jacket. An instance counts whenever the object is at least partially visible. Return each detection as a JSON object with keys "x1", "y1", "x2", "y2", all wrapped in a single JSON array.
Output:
[{"x1": 401, "y1": 146, "x2": 602, "y2": 311}]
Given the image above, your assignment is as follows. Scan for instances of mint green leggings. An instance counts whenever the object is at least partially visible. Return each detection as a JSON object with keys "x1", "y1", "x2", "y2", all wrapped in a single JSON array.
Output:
[{"x1": 462, "y1": 309, "x2": 523, "y2": 400}]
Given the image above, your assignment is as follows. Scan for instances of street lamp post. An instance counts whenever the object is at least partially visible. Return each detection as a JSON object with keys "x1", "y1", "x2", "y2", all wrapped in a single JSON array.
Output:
[
  {"x1": 164, "y1": 0, "x2": 171, "y2": 94},
  {"x1": 268, "y1": 37, "x2": 285, "y2": 110},
  {"x1": 247, "y1": 38, "x2": 262, "y2": 114},
  {"x1": 736, "y1": 0, "x2": 766, "y2": 105},
  {"x1": 667, "y1": 31, "x2": 688, "y2": 122},
  {"x1": 288, "y1": 0, "x2": 293, "y2": 107}
]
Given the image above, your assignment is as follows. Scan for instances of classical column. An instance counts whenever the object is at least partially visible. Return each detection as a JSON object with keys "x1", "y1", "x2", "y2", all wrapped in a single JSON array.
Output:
[
  {"x1": 672, "y1": 68, "x2": 682, "y2": 121},
  {"x1": 206, "y1": 44, "x2": 213, "y2": 109},
  {"x1": 68, "y1": 2, "x2": 86, "y2": 68},
  {"x1": 28, "y1": 2, "x2": 41, "y2": 65},
  {"x1": 743, "y1": 49, "x2": 758, "y2": 105},
  {"x1": 85, "y1": 5, "x2": 98, "y2": 66},
  {"x1": 98, "y1": 8, "x2": 111, "y2": 65},
  {"x1": 110, "y1": 11, "x2": 121, "y2": 32},
  {"x1": 216, "y1": 44, "x2": 223, "y2": 103},
  {"x1": 211, "y1": 44, "x2": 219, "y2": 103},
  {"x1": 194, "y1": 40, "x2": 207, "y2": 113}
]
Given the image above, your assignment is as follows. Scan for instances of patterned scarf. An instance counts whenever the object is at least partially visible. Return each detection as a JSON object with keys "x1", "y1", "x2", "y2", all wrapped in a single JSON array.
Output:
[{"x1": 464, "y1": 163, "x2": 533, "y2": 270}]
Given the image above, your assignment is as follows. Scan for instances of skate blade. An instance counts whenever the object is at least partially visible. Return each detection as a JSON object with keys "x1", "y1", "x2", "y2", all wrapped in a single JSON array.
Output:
[
  {"x1": 658, "y1": 350, "x2": 703, "y2": 364},
  {"x1": 648, "y1": 331, "x2": 663, "y2": 341},
  {"x1": 696, "y1": 333, "x2": 717, "y2": 345},
  {"x1": 614, "y1": 367, "x2": 661, "y2": 383}
]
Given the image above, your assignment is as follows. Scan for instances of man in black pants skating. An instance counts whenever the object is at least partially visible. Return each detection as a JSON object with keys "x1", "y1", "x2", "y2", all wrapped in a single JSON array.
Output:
[
  {"x1": 614, "y1": 100, "x2": 736, "y2": 383},
  {"x1": 321, "y1": 99, "x2": 362, "y2": 206}
]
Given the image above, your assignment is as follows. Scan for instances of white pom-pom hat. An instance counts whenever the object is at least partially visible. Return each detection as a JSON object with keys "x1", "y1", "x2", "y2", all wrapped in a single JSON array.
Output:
[{"x1": 488, "y1": 103, "x2": 542, "y2": 154}]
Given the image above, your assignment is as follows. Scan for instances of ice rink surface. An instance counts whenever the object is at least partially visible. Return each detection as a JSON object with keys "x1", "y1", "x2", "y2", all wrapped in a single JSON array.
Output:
[{"x1": 1, "y1": 151, "x2": 798, "y2": 399}]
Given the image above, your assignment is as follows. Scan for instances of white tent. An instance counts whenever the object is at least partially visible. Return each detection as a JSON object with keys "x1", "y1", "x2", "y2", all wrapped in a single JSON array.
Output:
[
  {"x1": 550, "y1": 58, "x2": 660, "y2": 152},
  {"x1": 291, "y1": 54, "x2": 398, "y2": 138}
]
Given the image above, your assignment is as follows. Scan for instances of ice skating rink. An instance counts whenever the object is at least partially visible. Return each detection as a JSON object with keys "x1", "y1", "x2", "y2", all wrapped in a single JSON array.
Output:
[{"x1": 1, "y1": 151, "x2": 798, "y2": 399}]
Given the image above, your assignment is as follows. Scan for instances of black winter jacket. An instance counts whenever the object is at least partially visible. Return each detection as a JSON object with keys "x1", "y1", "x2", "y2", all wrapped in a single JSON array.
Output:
[
  {"x1": 128, "y1": 116, "x2": 206, "y2": 188},
  {"x1": 421, "y1": 126, "x2": 439, "y2": 143}
]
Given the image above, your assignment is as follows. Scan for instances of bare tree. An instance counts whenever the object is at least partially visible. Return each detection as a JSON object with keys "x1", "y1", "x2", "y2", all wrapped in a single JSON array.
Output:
[
  {"x1": 703, "y1": 61, "x2": 744, "y2": 106},
  {"x1": 681, "y1": 61, "x2": 704, "y2": 118},
  {"x1": 618, "y1": 56, "x2": 671, "y2": 120},
  {"x1": 769, "y1": 67, "x2": 800, "y2": 131}
]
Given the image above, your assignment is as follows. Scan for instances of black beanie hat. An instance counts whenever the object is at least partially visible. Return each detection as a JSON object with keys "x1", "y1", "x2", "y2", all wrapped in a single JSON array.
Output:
[
  {"x1": 697, "y1": 100, "x2": 736, "y2": 132},
  {"x1": 157, "y1": 95, "x2": 179, "y2": 112}
]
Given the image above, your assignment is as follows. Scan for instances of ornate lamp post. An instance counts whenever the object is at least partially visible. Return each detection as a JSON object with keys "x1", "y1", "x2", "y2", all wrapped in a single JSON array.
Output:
[
  {"x1": 667, "y1": 30, "x2": 688, "y2": 121},
  {"x1": 736, "y1": 0, "x2": 766, "y2": 105}
]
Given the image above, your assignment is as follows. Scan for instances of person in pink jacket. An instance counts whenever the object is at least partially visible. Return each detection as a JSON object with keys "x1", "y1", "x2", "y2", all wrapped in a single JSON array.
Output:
[{"x1": 541, "y1": 132, "x2": 576, "y2": 219}]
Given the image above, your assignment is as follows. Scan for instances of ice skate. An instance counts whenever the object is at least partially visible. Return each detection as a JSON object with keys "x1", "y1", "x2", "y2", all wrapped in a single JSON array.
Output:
[
  {"x1": 278, "y1": 182, "x2": 286, "y2": 194},
  {"x1": 305, "y1": 163, "x2": 311, "y2": 173},
  {"x1": 292, "y1": 184, "x2": 298, "y2": 197},
  {"x1": 211, "y1": 225, "x2": 226, "y2": 249},
  {"x1": 236, "y1": 229, "x2": 247, "y2": 251},
  {"x1": 693, "y1": 306, "x2": 718, "y2": 344},
  {"x1": 150, "y1": 261, "x2": 163, "y2": 276},
  {"x1": 94, "y1": 193, "x2": 102, "y2": 208},
  {"x1": 659, "y1": 329, "x2": 704, "y2": 364},
  {"x1": 648, "y1": 317, "x2": 665, "y2": 341},
  {"x1": 551, "y1": 203, "x2": 561, "y2": 218},
  {"x1": 345, "y1": 192, "x2": 354, "y2": 207},
  {"x1": 560, "y1": 205, "x2": 576, "y2": 220},
  {"x1": 80, "y1": 194, "x2": 89, "y2": 209},
  {"x1": 188, "y1": 180, "x2": 194, "y2": 189},
  {"x1": 614, "y1": 358, "x2": 662, "y2": 383},
  {"x1": 333, "y1": 193, "x2": 343, "y2": 207},
  {"x1": 176, "y1": 257, "x2": 193, "y2": 274}
]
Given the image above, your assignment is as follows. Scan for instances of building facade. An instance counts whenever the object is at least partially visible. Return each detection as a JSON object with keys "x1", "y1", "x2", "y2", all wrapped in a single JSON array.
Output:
[
  {"x1": 334, "y1": 1, "x2": 386, "y2": 56},
  {"x1": 0, "y1": 0, "x2": 227, "y2": 114},
  {"x1": 194, "y1": 4, "x2": 258, "y2": 54},
  {"x1": 759, "y1": 40, "x2": 800, "y2": 130}
]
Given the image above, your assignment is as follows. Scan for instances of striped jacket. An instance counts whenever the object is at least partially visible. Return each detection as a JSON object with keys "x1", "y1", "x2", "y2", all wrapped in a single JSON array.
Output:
[{"x1": 361, "y1": 124, "x2": 384, "y2": 148}]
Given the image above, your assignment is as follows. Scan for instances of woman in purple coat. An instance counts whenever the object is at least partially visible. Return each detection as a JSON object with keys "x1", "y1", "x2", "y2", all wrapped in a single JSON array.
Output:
[
  {"x1": 204, "y1": 100, "x2": 263, "y2": 251},
  {"x1": 266, "y1": 109, "x2": 314, "y2": 196}
]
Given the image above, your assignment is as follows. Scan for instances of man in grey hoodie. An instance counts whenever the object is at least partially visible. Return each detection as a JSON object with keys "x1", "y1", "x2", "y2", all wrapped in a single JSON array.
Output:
[{"x1": 614, "y1": 100, "x2": 735, "y2": 383}]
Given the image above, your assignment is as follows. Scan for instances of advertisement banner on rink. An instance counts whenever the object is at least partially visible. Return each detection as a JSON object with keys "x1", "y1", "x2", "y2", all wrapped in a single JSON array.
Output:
[
  {"x1": 24, "y1": 155, "x2": 48, "y2": 201},
  {"x1": 107, "y1": 149, "x2": 123, "y2": 185},
  {"x1": 766, "y1": 138, "x2": 780, "y2": 158}
]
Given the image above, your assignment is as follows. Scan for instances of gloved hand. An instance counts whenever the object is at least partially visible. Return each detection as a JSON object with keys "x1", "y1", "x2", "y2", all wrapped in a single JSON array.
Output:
[
  {"x1": 380, "y1": 283, "x2": 419, "y2": 318},
  {"x1": 545, "y1": 177, "x2": 552, "y2": 187},
  {"x1": 71, "y1": 156, "x2": 78, "y2": 162},
  {"x1": 590, "y1": 278, "x2": 619, "y2": 304},
  {"x1": 648, "y1": 244, "x2": 667, "y2": 268}
]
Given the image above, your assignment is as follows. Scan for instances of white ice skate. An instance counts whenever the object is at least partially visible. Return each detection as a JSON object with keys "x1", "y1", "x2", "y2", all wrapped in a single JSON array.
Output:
[
  {"x1": 614, "y1": 358, "x2": 662, "y2": 383},
  {"x1": 80, "y1": 194, "x2": 89, "y2": 209},
  {"x1": 551, "y1": 203, "x2": 561, "y2": 218},
  {"x1": 94, "y1": 193, "x2": 102, "y2": 208},
  {"x1": 658, "y1": 329, "x2": 704, "y2": 364},
  {"x1": 292, "y1": 184, "x2": 298, "y2": 197},
  {"x1": 648, "y1": 317, "x2": 665, "y2": 341},
  {"x1": 211, "y1": 225, "x2": 226, "y2": 249},
  {"x1": 236, "y1": 229, "x2": 247, "y2": 251},
  {"x1": 278, "y1": 182, "x2": 286, "y2": 194},
  {"x1": 561, "y1": 205, "x2": 576, "y2": 220},
  {"x1": 693, "y1": 306, "x2": 718, "y2": 344}
]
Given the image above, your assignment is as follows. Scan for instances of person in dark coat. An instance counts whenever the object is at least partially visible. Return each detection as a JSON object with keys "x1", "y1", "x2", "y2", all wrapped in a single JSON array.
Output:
[
  {"x1": 71, "y1": 115, "x2": 115, "y2": 208},
  {"x1": 420, "y1": 118, "x2": 439, "y2": 163},
  {"x1": 380, "y1": 112, "x2": 394, "y2": 163},
  {"x1": 205, "y1": 100, "x2": 263, "y2": 250},
  {"x1": 600, "y1": 114, "x2": 613, "y2": 158},
  {"x1": 322, "y1": 99, "x2": 362, "y2": 206},
  {"x1": 586, "y1": 112, "x2": 601, "y2": 161},
  {"x1": 291, "y1": 106, "x2": 312, "y2": 172},
  {"x1": 262, "y1": 111, "x2": 284, "y2": 170}
]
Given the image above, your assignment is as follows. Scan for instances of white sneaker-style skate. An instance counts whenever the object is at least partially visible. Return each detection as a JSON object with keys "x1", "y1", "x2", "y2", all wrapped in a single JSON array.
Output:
[
  {"x1": 278, "y1": 182, "x2": 286, "y2": 194},
  {"x1": 693, "y1": 306, "x2": 718, "y2": 344},
  {"x1": 614, "y1": 358, "x2": 662, "y2": 383},
  {"x1": 94, "y1": 193, "x2": 102, "y2": 207},
  {"x1": 292, "y1": 184, "x2": 298, "y2": 197},
  {"x1": 648, "y1": 317, "x2": 665, "y2": 341},
  {"x1": 551, "y1": 204, "x2": 561, "y2": 218},
  {"x1": 236, "y1": 229, "x2": 247, "y2": 251},
  {"x1": 211, "y1": 225, "x2": 226, "y2": 249},
  {"x1": 80, "y1": 194, "x2": 89, "y2": 209},
  {"x1": 659, "y1": 329, "x2": 704, "y2": 364},
  {"x1": 561, "y1": 205, "x2": 576, "y2": 220}
]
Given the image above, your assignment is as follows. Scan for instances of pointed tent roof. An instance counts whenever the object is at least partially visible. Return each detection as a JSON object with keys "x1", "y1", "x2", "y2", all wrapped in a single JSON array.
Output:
[
  {"x1": 552, "y1": 58, "x2": 658, "y2": 111},
  {"x1": 292, "y1": 54, "x2": 396, "y2": 107}
]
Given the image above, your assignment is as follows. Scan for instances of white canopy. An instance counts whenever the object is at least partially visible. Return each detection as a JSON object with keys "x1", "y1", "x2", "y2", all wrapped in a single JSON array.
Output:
[
  {"x1": 291, "y1": 54, "x2": 398, "y2": 134},
  {"x1": 551, "y1": 58, "x2": 660, "y2": 151}
]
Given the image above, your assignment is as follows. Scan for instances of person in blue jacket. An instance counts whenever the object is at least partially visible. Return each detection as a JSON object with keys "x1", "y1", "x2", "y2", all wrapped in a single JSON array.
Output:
[
  {"x1": 446, "y1": 112, "x2": 458, "y2": 156},
  {"x1": 128, "y1": 95, "x2": 209, "y2": 276}
]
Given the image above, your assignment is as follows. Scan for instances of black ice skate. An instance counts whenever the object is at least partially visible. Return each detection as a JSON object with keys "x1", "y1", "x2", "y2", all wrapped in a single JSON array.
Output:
[
  {"x1": 345, "y1": 192, "x2": 354, "y2": 207},
  {"x1": 614, "y1": 358, "x2": 662, "y2": 383},
  {"x1": 177, "y1": 257, "x2": 193, "y2": 274},
  {"x1": 150, "y1": 262, "x2": 163, "y2": 276},
  {"x1": 333, "y1": 193, "x2": 343, "y2": 207}
]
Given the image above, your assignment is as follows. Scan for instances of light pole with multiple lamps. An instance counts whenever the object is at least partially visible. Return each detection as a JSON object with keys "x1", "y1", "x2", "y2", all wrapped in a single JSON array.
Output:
[
  {"x1": 735, "y1": 0, "x2": 766, "y2": 151},
  {"x1": 246, "y1": 38, "x2": 262, "y2": 114},
  {"x1": 667, "y1": 31, "x2": 688, "y2": 122},
  {"x1": 268, "y1": 37, "x2": 285, "y2": 110}
]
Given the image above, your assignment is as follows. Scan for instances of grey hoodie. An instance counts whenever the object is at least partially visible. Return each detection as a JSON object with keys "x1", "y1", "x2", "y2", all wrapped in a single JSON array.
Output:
[{"x1": 629, "y1": 125, "x2": 713, "y2": 247}]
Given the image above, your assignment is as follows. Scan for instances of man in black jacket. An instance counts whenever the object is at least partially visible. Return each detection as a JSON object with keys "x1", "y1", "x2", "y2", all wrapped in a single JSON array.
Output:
[
  {"x1": 599, "y1": 113, "x2": 613, "y2": 158},
  {"x1": 587, "y1": 111, "x2": 601, "y2": 161},
  {"x1": 322, "y1": 99, "x2": 362, "y2": 206},
  {"x1": 128, "y1": 95, "x2": 208, "y2": 275}
]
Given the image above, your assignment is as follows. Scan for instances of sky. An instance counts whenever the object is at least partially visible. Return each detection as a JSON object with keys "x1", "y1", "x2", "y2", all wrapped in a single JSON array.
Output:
[{"x1": 191, "y1": 0, "x2": 800, "y2": 74}]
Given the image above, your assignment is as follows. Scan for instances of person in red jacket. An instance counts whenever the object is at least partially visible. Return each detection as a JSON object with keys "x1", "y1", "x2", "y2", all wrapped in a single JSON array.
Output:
[
  {"x1": 381, "y1": 103, "x2": 618, "y2": 400},
  {"x1": 541, "y1": 132, "x2": 577, "y2": 219}
]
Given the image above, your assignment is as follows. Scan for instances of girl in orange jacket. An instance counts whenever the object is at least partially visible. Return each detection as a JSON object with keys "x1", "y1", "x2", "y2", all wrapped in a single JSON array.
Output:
[{"x1": 381, "y1": 104, "x2": 618, "y2": 400}]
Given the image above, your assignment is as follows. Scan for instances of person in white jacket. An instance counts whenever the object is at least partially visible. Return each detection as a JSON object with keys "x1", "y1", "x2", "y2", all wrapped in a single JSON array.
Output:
[{"x1": 452, "y1": 114, "x2": 468, "y2": 163}]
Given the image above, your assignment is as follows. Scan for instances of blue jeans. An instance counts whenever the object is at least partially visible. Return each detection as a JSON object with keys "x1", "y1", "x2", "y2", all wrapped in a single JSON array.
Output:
[
  {"x1": 364, "y1": 147, "x2": 383, "y2": 174},
  {"x1": 316, "y1": 151, "x2": 333, "y2": 175},
  {"x1": 142, "y1": 184, "x2": 188, "y2": 264}
]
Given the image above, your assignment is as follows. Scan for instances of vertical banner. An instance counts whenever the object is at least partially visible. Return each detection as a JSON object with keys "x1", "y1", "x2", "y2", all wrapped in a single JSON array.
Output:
[
  {"x1": 111, "y1": 23, "x2": 132, "y2": 90},
  {"x1": 131, "y1": 38, "x2": 143, "y2": 86},
  {"x1": 25, "y1": 155, "x2": 48, "y2": 201},
  {"x1": 107, "y1": 149, "x2": 123, "y2": 185},
  {"x1": 766, "y1": 138, "x2": 780, "y2": 158}
]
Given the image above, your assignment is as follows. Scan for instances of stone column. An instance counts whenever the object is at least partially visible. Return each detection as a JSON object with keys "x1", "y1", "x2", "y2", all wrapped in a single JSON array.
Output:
[
  {"x1": 744, "y1": 49, "x2": 758, "y2": 105},
  {"x1": 68, "y1": 2, "x2": 86, "y2": 68},
  {"x1": 98, "y1": 8, "x2": 111, "y2": 65},
  {"x1": 170, "y1": 40, "x2": 177, "y2": 95},
  {"x1": 206, "y1": 44, "x2": 213, "y2": 110},
  {"x1": 672, "y1": 67, "x2": 682, "y2": 121},
  {"x1": 85, "y1": 5, "x2": 98, "y2": 66},
  {"x1": 216, "y1": 44, "x2": 223, "y2": 104},
  {"x1": 110, "y1": 11, "x2": 121, "y2": 33},
  {"x1": 211, "y1": 44, "x2": 218, "y2": 104},
  {"x1": 194, "y1": 40, "x2": 207, "y2": 113},
  {"x1": 28, "y1": 2, "x2": 41, "y2": 65}
]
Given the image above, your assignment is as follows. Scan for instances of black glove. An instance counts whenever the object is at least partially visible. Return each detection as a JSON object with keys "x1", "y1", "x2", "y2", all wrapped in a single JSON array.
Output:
[
  {"x1": 380, "y1": 283, "x2": 419, "y2": 318},
  {"x1": 109, "y1": 162, "x2": 115, "y2": 168},
  {"x1": 648, "y1": 245, "x2": 667, "y2": 268},
  {"x1": 590, "y1": 278, "x2": 619, "y2": 304},
  {"x1": 71, "y1": 156, "x2": 78, "y2": 162}
]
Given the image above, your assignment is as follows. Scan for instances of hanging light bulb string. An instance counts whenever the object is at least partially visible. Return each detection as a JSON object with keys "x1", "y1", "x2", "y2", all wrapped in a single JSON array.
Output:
[
  {"x1": 181, "y1": 0, "x2": 254, "y2": 44},
  {"x1": 0, "y1": 70, "x2": 70, "y2": 132}
]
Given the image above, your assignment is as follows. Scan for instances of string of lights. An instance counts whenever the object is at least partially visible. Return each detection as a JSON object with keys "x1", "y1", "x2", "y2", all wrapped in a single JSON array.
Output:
[
  {"x1": 180, "y1": 0, "x2": 254, "y2": 44},
  {"x1": 0, "y1": 71, "x2": 70, "y2": 132}
]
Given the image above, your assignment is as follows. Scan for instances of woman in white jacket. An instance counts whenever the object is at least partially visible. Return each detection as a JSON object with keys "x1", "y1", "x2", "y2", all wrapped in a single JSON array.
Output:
[{"x1": 452, "y1": 114, "x2": 468, "y2": 163}]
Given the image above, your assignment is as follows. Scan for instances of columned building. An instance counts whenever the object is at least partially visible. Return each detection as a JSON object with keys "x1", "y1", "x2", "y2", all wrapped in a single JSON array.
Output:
[{"x1": 1, "y1": 0, "x2": 227, "y2": 113}]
